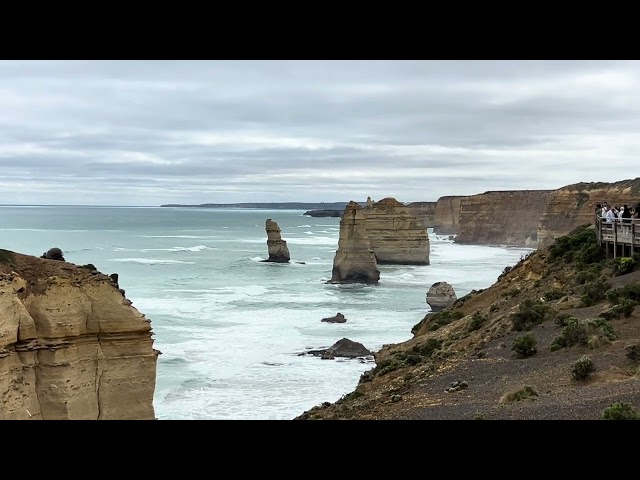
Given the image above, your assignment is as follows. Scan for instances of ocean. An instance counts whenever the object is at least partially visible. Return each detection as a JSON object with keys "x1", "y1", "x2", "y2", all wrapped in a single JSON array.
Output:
[{"x1": 0, "y1": 206, "x2": 533, "y2": 420}]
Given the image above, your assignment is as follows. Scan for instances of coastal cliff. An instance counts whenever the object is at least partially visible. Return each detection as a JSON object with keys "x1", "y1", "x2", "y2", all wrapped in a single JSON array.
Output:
[
  {"x1": 455, "y1": 190, "x2": 553, "y2": 247},
  {"x1": 329, "y1": 202, "x2": 380, "y2": 284},
  {"x1": 363, "y1": 198, "x2": 430, "y2": 265},
  {"x1": 405, "y1": 202, "x2": 437, "y2": 229},
  {"x1": 0, "y1": 249, "x2": 158, "y2": 420},
  {"x1": 537, "y1": 178, "x2": 640, "y2": 249},
  {"x1": 433, "y1": 196, "x2": 467, "y2": 235}
]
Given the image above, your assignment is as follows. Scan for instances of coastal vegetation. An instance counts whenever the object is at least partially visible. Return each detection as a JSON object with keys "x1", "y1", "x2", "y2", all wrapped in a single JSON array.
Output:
[{"x1": 298, "y1": 224, "x2": 640, "y2": 420}]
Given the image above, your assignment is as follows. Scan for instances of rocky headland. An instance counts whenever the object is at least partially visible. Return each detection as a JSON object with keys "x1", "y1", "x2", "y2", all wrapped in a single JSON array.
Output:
[
  {"x1": 432, "y1": 196, "x2": 467, "y2": 235},
  {"x1": 303, "y1": 209, "x2": 343, "y2": 218},
  {"x1": 455, "y1": 190, "x2": 553, "y2": 247},
  {"x1": 364, "y1": 197, "x2": 430, "y2": 265},
  {"x1": 297, "y1": 225, "x2": 640, "y2": 419},
  {"x1": 0, "y1": 249, "x2": 158, "y2": 420}
]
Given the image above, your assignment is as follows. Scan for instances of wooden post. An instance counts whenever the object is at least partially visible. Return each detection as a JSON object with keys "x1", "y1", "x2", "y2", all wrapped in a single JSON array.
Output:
[
  {"x1": 613, "y1": 222, "x2": 618, "y2": 258},
  {"x1": 632, "y1": 222, "x2": 635, "y2": 256}
]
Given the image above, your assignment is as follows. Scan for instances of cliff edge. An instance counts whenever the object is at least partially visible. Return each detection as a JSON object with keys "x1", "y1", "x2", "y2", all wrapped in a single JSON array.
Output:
[{"x1": 0, "y1": 249, "x2": 158, "y2": 420}]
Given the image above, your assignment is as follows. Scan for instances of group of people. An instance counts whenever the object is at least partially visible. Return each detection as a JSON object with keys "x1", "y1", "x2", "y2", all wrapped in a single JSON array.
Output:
[{"x1": 596, "y1": 202, "x2": 640, "y2": 223}]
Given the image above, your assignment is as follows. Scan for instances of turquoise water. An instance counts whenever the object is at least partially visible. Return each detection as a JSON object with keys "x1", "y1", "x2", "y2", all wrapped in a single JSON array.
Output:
[{"x1": 0, "y1": 206, "x2": 532, "y2": 419}]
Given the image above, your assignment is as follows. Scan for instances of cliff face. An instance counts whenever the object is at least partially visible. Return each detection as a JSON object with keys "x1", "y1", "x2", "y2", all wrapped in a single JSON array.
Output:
[
  {"x1": 455, "y1": 190, "x2": 553, "y2": 247},
  {"x1": 537, "y1": 178, "x2": 640, "y2": 249},
  {"x1": 329, "y1": 202, "x2": 380, "y2": 284},
  {"x1": 0, "y1": 250, "x2": 158, "y2": 420},
  {"x1": 264, "y1": 219, "x2": 290, "y2": 262},
  {"x1": 405, "y1": 202, "x2": 437, "y2": 229},
  {"x1": 364, "y1": 198, "x2": 430, "y2": 265},
  {"x1": 433, "y1": 196, "x2": 467, "y2": 235}
]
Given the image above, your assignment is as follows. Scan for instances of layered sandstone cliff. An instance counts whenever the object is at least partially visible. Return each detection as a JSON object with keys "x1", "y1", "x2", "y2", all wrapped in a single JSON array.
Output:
[
  {"x1": 329, "y1": 202, "x2": 380, "y2": 284},
  {"x1": 433, "y1": 196, "x2": 467, "y2": 235},
  {"x1": 406, "y1": 202, "x2": 437, "y2": 229},
  {"x1": 0, "y1": 249, "x2": 158, "y2": 420},
  {"x1": 537, "y1": 178, "x2": 640, "y2": 249},
  {"x1": 264, "y1": 219, "x2": 290, "y2": 263},
  {"x1": 455, "y1": 190, "x2": 553, "y2": 247},
  {"x1": 363, "y1": 197, "x2": 430, "y2": 265}
]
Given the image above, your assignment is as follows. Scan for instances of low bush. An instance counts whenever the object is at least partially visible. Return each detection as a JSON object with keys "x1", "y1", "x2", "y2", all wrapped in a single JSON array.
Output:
[
  {"x1": 601, "y1": 402, "x2": 640, "y2": 420},
  {"x1": 571, "y1": 355, "x2": 595, "y2": 380},
  {"x1": 511, "y1": 333, "x2": 537, "y2": 358}
]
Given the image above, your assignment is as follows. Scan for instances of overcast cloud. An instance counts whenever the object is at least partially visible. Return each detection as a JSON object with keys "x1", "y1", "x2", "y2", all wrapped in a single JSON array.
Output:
[{"x1": 1, "y1": 60, "x2": 638, "y2": 205}]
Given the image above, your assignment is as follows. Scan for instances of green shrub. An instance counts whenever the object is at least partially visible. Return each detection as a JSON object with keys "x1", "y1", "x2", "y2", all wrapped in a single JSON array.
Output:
[
  {"x1": 425, "y1": 310, "x2": 465, "y2": 332},
  {"x1": 571, "y1": 355, "x2": 595, "y2": 380},
  {"x1": 544, "y1": 288, "x2": 565, "y2": 301},
  {"x1": 490, "y1": 304, "x2": 499, "y2": 313},
  {"x1": 602, "y1": 402, "x2": 640, "y2": 420},
  {"x1": 610, "y1": 257, "x2": 638, "y2": 276},
  {"x1": 598, "y1": 299, "x2": 637, "y2": 320},
  {"x1": 554, "y1": 313, "x2": 577, "y2": 327},
  {"x1": 576, "y1": 264, "x2": 603, "y2": 285},
  {"x1": 606, "y1": 282, "x2": 640, "y2": 305},
  {"x1": 467, "y1": 311, "x2": 487, "y2": 332},
  {"x1": 548, "y1": 225, "x2": 604, "y2": 268},
  {"x1": 512, "y1": 333, "x2": 537, "y2": 358},
  {"x1": 371, "y1": 339, "x2": 443, "y2": 377},
  {"x1": 550, "y1": 317, "x2": 615, "y2": 351},
  {"x1": 510, "y1": 299, "x2": 551, "y2": 331},
  {"x1": 580, "y1": 277, "x2": 610, "y2": 307}
]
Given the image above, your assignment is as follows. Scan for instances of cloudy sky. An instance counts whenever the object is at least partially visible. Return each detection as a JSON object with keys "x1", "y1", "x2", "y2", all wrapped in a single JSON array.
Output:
[{"x1": 1, "y1": 60, "x2": 638, "y2": 205}]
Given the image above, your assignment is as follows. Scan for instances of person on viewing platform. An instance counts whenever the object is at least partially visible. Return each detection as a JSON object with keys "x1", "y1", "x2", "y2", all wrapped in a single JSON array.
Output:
[{"x1": 606, "y1": 206, "x2": 616, "y2": 223}]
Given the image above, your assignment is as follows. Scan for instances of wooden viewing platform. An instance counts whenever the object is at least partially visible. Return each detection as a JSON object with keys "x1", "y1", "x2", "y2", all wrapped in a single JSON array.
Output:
[{"x1": 595, "y1": 215, "x2": 640, "y2": 258}]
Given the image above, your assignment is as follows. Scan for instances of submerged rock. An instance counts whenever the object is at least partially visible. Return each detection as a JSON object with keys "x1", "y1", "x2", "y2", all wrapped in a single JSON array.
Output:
[
  {"x1": 321, "y1": 313, "x2": 347, "y2": 323},
  {"x1": 303, "y1": 338, "x2": 372, "y2": 359}
]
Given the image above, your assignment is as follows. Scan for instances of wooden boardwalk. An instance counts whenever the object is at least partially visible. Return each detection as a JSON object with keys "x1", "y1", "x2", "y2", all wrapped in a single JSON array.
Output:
[{"x1": 595, "y1": 216, "x2": 640, "y2": 258}]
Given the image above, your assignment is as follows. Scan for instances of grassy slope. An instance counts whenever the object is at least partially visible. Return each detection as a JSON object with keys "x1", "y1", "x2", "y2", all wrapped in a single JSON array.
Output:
[{"x1": 297, "y1": 225, "x2": 640, "y2": 420}]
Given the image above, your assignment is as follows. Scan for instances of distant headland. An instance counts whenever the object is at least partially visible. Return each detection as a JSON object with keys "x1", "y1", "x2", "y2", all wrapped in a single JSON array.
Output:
[{"x1": 160, "y1": 202, "x2": 356, "y2": 210}]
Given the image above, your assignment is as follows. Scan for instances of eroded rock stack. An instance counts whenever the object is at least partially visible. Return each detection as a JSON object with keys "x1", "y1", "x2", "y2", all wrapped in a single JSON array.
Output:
[
  {"x1": 426, "y1": 281, "x2": 457, "y2": 312},
  {"x1": 329, "y1": 202, "x2": 380, "y2": 284},
  {"x1": 364, "y1": 197, "x2": 430, "y2": 265},
  {"x1": 0, "y1": 249, "x2": 159, "y2": 420},
  {"x1": 264, "y1": 219, "x2": 290, "y2": 263}
]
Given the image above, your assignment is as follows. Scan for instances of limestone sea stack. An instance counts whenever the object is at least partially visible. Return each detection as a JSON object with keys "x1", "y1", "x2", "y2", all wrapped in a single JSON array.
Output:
[
  {"x1": 364, "y1": 197, "x2": 430, "y2": 265},
  {"x1": 426, "y1": 281, "x2": 457, "y2": 312},
  {"x1": 0, "y1": 249, "x2": 158, "y2": 420},
  {"x1": 329, "y1": 201, "x2": 380, "y2": 284},
  {"x1": 264, "y1": 219, "x2": 290, "y2": 263}
]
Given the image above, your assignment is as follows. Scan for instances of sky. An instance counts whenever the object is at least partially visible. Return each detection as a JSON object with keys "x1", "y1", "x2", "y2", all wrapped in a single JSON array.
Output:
[{"x1": 1, "y1": 60, "x2": 639, "y2": 206}]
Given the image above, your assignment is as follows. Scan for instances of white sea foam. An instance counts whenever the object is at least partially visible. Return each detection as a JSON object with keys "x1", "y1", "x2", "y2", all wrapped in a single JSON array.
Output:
[
  {"x1": 286, "y1": 236, "x2": 338, "y2": 245},
  {"x1": 139, "y1": 235, "x2": 212, "y2": 239},
  {"x1": 297, "y1": 225, "x2": 311, "y2": 228},
  {"x1": 110, "y1": 258, "x2": 197, "y2": 265}
]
